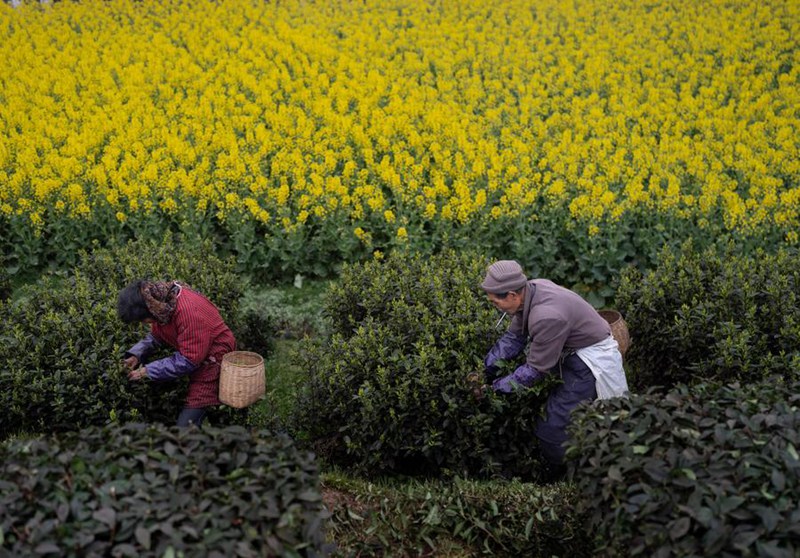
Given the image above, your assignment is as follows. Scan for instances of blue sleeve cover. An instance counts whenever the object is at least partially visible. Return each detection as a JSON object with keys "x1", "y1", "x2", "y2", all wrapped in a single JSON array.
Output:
[
  {"x1": 125, "y1": 333, "x2": 162, "y2": 362},
  {"x1": 146, "y1": 352, "x2": 199, "y2": 381}
]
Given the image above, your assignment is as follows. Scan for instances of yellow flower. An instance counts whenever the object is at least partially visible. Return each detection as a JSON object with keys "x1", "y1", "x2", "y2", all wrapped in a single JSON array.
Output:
[
  {"x1": 66, "y1": 183, "x2": 84, "y2": 204},
  {"x1": 159, "y1": 197, "x2": 178, "y2": 214},
  {"x1": 396, "y1": 227, "x2": 408, "y2": 241},
  {"x1": 0, "y1": 0, "x2": 795, "y2": 242}
]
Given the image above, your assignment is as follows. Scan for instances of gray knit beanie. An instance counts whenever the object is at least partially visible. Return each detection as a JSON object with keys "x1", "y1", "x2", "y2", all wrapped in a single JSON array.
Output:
[{"x1": 481, "y1": 260, "x2": 528, "y2": 294}]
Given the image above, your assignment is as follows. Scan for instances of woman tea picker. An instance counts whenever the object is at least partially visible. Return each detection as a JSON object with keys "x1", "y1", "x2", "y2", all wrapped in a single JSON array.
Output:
[
  {"x1": 117, "y1": 280, "x2": 236, "y2": 427},
  {"x1": 481, "y1": 260, "x2": 629, "y2": 481}
]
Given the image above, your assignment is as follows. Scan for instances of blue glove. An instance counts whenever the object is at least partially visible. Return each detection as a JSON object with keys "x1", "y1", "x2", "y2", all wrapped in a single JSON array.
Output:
[
  {"x1": 491, "y1": 363, "x2": 543, "y2": 393},
  {"x1": 484, "y1": 331, "x2": 527, "y2": 381}
]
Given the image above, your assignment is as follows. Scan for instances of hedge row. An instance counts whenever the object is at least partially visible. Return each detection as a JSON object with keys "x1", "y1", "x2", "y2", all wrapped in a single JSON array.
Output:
[
  {"x1": 0, "y1": 254, "x2": 10, "y2": 302},
  {"x1": 291, "y1": 250, "x2": 555, "y2": 479},
  {"x1": 323, "y1": 471, "x2": 589, "y2": 557},
  {"x1": 566, "y1": 379, "x2": 800, "y2": 557},
  {"x1": 616, "y1": 240, "x2": 800, "y2": 390},
  {"x1": 0, "y1": 234, "x2": 275, "y2": 438},
  {"x1": 0, "y1": 423, "x2": 331, "y2": 557}
]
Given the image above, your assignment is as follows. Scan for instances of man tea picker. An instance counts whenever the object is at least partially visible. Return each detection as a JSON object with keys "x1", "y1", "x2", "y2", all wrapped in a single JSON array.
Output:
[{"x1": 476, "y1": 260, "x2": 629, "y2": 482}]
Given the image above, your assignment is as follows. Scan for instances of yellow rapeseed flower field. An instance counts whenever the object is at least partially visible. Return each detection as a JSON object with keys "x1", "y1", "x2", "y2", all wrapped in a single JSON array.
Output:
[{"x1": 0, "y1": 0, "x2": 798, "y2": 273}]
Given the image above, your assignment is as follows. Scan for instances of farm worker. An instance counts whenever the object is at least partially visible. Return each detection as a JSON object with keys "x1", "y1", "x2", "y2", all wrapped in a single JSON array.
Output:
[
  {"x1": 117, "y1": 279, "x2": 236, "y2": 427},
  {"x1": 480, "y1": 260, "x2": 628, "y2": 479}
]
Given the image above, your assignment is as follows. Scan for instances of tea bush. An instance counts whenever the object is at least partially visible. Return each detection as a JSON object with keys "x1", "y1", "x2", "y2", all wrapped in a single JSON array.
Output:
[
  {"x1": 0, "y1": 235, "x2": 253, "y2": 438},
  {"x1": 73, "y1": 232, "x2": 278, "y2": 359},
  {"x1": 566, "y1": 379, "x2": 800, "y2": 557},
  {"x1": 616, "y1": 240, "x2": 800, "y2": 390},
  {"x1": 229, "y1": 306, "x2": 277, "y2": 357},
  {"x1": 72, "y1": 232, "x2": 244, "y2": 328},
  {"x1": 292, "y1": 250, "x2": 555, "y2": 479},
  {"x1": 0, "y1": 256, "x2": 10, "y2": 302},
  {"x1": 323, "y1": 472, "x2": 590, "y2": 557},
  {"x1": 0, "y1": 423, "x2": 331, "y2": 557}
]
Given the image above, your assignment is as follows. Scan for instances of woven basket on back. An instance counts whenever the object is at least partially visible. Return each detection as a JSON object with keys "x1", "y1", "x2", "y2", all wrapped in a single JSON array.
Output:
[
  {"x1": 219, "y1": 351, "x2": 265, "y2": 408},
  {"x1": 598, "y1": 309, "x2": 631, "y2": 358}
]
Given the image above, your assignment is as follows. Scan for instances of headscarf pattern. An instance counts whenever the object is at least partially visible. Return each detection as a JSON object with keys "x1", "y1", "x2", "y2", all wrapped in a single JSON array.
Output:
[{"x1": 139, "y1": 281, "x2": 185, "y2": 324}]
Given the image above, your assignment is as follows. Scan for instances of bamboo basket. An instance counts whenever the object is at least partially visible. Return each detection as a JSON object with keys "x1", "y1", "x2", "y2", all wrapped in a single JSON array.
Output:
[
  {"x1": 598, "y1": 309, "x2": 631, "y2": 358},
  {"x1": 219, "y1": 351, "x2": 265, "y2": 408}
]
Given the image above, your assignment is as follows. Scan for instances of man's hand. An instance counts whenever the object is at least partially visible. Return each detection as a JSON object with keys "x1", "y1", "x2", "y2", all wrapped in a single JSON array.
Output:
[
  {"x1": 123, "y1": 355, "x2": 139, "y2": 370},
  {"x1": 128, "y1": 367, "x2": 148, "y2": 381}
]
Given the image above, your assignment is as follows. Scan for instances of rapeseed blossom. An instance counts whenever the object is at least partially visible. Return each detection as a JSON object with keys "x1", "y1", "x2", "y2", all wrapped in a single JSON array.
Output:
[{"x1": 0, "y1": 0, "x2": 797, "y2": 252}]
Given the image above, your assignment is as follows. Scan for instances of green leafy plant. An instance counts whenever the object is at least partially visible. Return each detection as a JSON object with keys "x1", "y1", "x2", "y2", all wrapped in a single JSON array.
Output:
[
  {"x1": 0, "y1": 235, "x2": 250, "y2": 438},
  {"x1": 616, "y1": 240, "x2": 800, "y2": 390},
  {"x1": 291, "y1": 250, "x2": 556, "y2": 479},
  {"x1": 566, "y1": 378, "x2": 800, "y2": 557},
  {"x1": 0, "y1": 254, "x2": 10, "y2": 302},
  {"x1": 323, "y1": 471, "x2": 590, "y2": 557},
  {"x1": 0, "y1": 423, "x2": 331, "y2": 557},
  {"x1": 235, "y1": 307, "x2": 278, "y2": 358}
]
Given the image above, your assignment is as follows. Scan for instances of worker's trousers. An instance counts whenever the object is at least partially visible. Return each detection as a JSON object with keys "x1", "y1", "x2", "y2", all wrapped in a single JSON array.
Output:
[{"x1": 534, "y1": 352, "x2": 597, "y2": 465}]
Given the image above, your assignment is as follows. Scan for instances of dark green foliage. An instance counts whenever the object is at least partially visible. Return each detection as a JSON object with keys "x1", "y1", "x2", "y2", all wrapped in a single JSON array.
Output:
[
  {"x1": 0, "y1": 258, "x2": 10, "y2": 302},
  {"x1": 235, "y1": 307, "x2": 278, "y2": 358},
  {"x1": 0, "y1": 235, "x2": 248, "y2": 438},
  {"x1": 567, "y1": 379, "x2": 800, "y2": 557},
  {"x1": 324, "y1": 472, "x2": 590, "y2": 557},
  {"x1": 73, "y1": 232, "x2": 243, "y2": 319},
  {"x1": 616, "y1": 240, "x2": 800, "y2": 390},
  {"x1": 0, "y1": 423, "x2": 331, "y2": 557},
  {"x1": 292, "y1": 250, "x2": 554, "y2": 479}
]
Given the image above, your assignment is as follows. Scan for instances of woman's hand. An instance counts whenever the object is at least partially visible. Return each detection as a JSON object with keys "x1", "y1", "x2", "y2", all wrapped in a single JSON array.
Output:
[
  {"x1": 128, "y1": 367, "x2": 148, "y2": 381},
  {"x1": 123, "y1": 355, "x2": 139, "y2": 370}
]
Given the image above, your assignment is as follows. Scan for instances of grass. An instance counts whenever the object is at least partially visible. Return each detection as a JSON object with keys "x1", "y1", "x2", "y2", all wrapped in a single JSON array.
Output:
[
  {"x1": 239, "y1": 277, "x2": 331, "y2": 338},
  {"x1": 239, "y1": 278, "x2": 330, "y2": 430}
]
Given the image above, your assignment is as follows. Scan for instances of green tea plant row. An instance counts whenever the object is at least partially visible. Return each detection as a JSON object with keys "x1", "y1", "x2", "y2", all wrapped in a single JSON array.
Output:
[
  {"x1": 292, "y1": 250, "x2": 554, "y2": 480},
  {"x1": 0, "y1": 234, "x2": 276, "y2": 438},
  {"x1": 568, "y1": 380, "x2": 800, "y2": 557},
  {"x1": 2, "y1": 235, "x2": 799, "y2": 555},
  {"x1": 617, "y1": 240, "x2": 800, "y2": 390},
  {"x1": 323, "y1": 472, "x2": 589, "y2": 557},
  {"x1": 0, "y1": 423, "x2": 330, "y2": 557}
]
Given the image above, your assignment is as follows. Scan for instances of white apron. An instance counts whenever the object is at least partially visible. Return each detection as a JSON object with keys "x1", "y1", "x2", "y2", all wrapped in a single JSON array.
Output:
[{"x1": 575, "y1": 335, "x2": 629, "y2": 399}]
